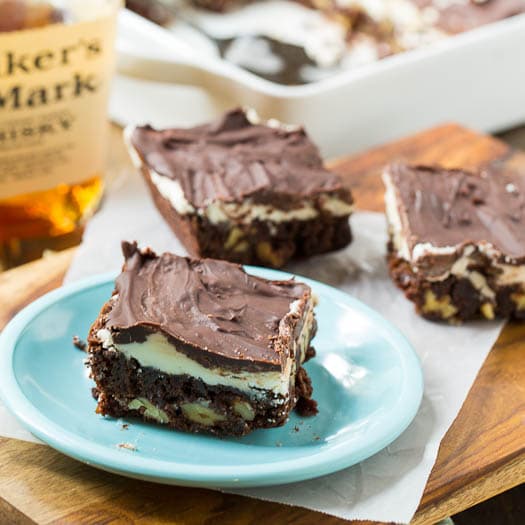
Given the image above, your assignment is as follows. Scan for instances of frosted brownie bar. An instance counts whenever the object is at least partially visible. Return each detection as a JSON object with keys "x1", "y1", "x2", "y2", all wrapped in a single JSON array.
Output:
[
  {"x1": 125, "y1": 108, "x2": 353, "y2": 268},
  {"x1": 88, "y1": 242, "x2": 318, "y2": 436},
  {"x1": 383, "y1": 163, "x2": 525, "y2": 322}
]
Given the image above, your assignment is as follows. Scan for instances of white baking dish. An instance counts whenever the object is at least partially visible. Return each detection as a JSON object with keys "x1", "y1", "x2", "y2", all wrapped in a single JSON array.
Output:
[{"x1": 113, "y1": 8, "x2": 525, "y2": 157}]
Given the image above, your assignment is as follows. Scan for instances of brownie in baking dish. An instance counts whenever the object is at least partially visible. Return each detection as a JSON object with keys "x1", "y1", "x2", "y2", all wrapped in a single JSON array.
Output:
[
  {"x1": 383, "y1": 162, "x2": 525, "y2": 322},
  {"x1": 125, "y1": 108, "x2": 353, "y2": 268},
  {"x1": 88, "y1": 241, "x2": 318, "y2": 436}
]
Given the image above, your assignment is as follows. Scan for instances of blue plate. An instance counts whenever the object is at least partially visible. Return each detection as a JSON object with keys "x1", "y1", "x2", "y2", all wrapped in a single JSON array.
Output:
[{"x1": 0, "y1": 268, "x2": 423, "y2": 487}]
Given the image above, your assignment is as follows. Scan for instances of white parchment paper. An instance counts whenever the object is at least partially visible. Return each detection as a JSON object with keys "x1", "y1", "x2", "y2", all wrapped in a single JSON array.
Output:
[{"x1": 0, "y1": 168, "x2": 503, "y2": 523}]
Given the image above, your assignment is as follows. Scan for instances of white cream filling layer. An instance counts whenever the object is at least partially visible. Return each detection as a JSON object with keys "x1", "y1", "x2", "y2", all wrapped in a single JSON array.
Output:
[
  {"x1": 383, "y1": 170, "x2": 411, "y2": 261},
  {"x1": 150, "y1": 171, "x2": 195, "y2": 215},
  {"x1": 96, "y1": 299, "x2": 315, "y2": 399},
  {"x1": 149, "y1": 170, "x2": 353, "y2": 224},
  {"x1": 382, "y1": 170, "x2": 525, "y2": 297}
]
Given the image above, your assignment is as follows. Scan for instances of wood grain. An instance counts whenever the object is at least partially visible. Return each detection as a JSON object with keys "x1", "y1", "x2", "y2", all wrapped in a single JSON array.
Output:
[
  {"x1": 0, "y1": 249, "x2": 74, "y2": 330},
  {"x1": 0, "y1": 124, "x2": 523, "y2": 525},
  {"x1": 328, "y1": 123, "x2": 512, "y2": 212}
]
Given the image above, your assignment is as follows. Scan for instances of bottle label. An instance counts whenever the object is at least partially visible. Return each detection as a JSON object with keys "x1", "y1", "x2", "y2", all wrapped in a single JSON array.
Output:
[{"x1": 0, "y1": 6, "x2": 118, "y2": 199}]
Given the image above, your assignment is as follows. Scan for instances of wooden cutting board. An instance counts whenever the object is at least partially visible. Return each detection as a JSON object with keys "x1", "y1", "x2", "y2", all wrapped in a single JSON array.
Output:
[{"x1": 0, "y1": 124, "x2": 524, "y2": 525}]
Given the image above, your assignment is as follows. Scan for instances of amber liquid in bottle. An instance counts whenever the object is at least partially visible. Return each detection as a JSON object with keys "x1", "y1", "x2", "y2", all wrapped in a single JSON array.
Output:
[
  {"x1": 0, "y1": 176, "x2": 103, "y2": 270},
  {"x1": 0, "y1": 0, "x2": 108, "y2": 269}
]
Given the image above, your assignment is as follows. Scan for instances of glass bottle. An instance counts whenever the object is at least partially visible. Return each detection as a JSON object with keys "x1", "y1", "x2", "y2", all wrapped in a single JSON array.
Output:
[{"x1": 0, "y1": 0, "x2": 120, "y2": 269}]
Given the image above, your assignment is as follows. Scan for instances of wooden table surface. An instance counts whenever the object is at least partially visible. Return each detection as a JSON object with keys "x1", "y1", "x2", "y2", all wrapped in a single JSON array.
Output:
[{"x1": 0, "y1": 124, "x2": 524, "y2": 525}]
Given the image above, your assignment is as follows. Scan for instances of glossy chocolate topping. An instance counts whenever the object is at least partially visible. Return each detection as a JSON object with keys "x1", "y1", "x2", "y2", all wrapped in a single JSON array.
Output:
[
  {"x1": 105, "y1": 242, "x2": 310, "y2": 369},
  {"x1": 130, "y1": 108, "x2": 351, "y2": 209},
  {"x1": 388, "y1": 163, "x2": 525, "y2": 260}
]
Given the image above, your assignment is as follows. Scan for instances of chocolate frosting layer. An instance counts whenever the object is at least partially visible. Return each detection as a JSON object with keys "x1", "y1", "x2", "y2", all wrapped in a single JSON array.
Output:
[
  {"x1": 388, "y1": 163, "x2": 525, "y2": 260},
  {"x1": 106, "y1": 242, "x2": 310, "y2": 369},
  {"x1": 130, "y1": 108, "x2": 351, "y2": 209}
]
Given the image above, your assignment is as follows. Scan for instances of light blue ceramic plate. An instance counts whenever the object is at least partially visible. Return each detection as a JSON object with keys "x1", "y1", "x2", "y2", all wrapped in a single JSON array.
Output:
[{"x1": 0, "y1": 268, "x2": 423, "y2": 488}]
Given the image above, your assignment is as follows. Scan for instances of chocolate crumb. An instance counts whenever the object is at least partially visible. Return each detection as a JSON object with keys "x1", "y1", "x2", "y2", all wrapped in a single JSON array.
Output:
[
  {"x1": 304, "y1": 346, "x2": 316, "y2": 362},
  {"x1": 72, "y1": 335, "x2": 87, "y2": 351},
  {"x1": 117, "y1": 442, "x2": 137, "y2": 451},
  {"x1": 295, "y1": 396, "x2": 319, "y2": 417},
  {"x1": 472, "y1": 196, "x2": 485, "y2": 205}
]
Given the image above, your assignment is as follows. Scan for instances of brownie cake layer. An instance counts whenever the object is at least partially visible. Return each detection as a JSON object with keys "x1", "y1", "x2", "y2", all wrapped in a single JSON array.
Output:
[
  {"x1": 142, "y1": 167, "x2": 351, "y2": 267},
  {"x1": 387, "y1": 243, "x2": 525, "y2": 322},
  {"x1": 383, "y1": 163, "x2": 525, "y2": 322},
  {"x1": 125, "y1": 108, "x2": 353, "y2": 268},
  {"x1": 87, "y1": 242, "x2": 318, "y2": 436}
]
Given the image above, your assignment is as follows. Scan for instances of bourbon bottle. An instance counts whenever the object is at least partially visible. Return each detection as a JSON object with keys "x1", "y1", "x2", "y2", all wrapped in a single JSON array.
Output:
[{"x1": 0, "y1": 0, "x2": 120, "y2": 269}]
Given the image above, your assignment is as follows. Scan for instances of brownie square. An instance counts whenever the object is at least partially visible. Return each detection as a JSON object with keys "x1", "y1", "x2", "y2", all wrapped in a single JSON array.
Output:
[
  {"x1": 125, "y1": 108, "x2": 353, "y2": 268},
  {"x1": 87, "y1": 242, "x2": 318, "y2": 436},
  {"x1": 383, "y1": 163, "x2": 525, "y2": 322}
]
